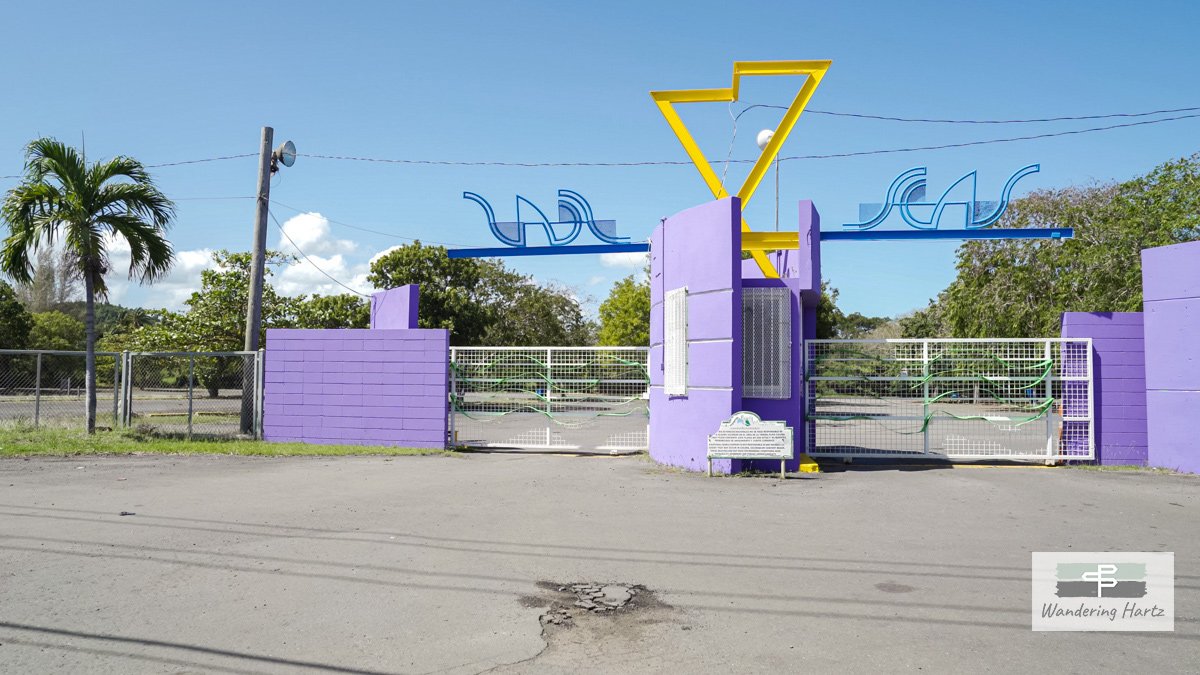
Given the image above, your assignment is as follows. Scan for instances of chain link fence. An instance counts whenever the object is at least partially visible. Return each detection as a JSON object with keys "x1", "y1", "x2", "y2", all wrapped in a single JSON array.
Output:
[
  {"x1": 0, "y1": 349, "x2": 262, "y2": 438},
  {"x1": 0, "y1": 350, "x2": 121, "y2": 429}
]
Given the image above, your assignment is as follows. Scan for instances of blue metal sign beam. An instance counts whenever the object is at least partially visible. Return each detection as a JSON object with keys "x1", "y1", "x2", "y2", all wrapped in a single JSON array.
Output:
[
  {"x1": 447, "y1": 243, "x2": 651, "y2": 259},
  {"x1": 446, "y1": 227, "x2": 1072, "y2": 258},
  {"x1": 820, "y1": 227, "x2": 1073, "y2": 242}
]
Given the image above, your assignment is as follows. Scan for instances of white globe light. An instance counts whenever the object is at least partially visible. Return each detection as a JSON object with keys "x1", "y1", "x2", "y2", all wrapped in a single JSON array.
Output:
[{"x1": 755, "y1": 129, "x2": 775, "y2": 150}]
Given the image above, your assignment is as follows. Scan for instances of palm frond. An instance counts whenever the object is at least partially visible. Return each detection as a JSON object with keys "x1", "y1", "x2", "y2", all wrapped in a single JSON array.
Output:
[
  {"x1": 23, "y1": 138, "x2": 88, "y2": 199},
  {"x1": 94, "y1": 181, "x2": 176, "y2": 229}
]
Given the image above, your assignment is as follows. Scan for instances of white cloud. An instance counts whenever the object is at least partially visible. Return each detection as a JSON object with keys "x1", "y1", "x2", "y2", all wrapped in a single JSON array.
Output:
[
  {"x1": 102, "y1": 234, "x2": 216, "y2": 310},
  {"x1": 275, "y1": 212, "x2": 357, "y2": 257},
  {"x1": 588, "y1": 275, "x2": 606, "y2": 286},
  {"x1": 277, "y1": 253, "x2": 373, "y2": 298},
  {"x1": 268, "y1": 211, "x2": 375, "y2": 297},
  {"x1": 599, "y1": 251, "x2": 648, "y2": 268},
  {"x1": 368, "y1": 245, "x2": 404, "y2": 265}
]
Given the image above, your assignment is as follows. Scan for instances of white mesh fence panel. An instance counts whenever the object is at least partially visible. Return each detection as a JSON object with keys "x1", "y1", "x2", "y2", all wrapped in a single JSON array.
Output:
[
  {"x1": 805, "y1": 339, "x2": 1093, "y2": 461},
  {"x1": 450, "y1": 346, "x2": 649, "y2": 452}
]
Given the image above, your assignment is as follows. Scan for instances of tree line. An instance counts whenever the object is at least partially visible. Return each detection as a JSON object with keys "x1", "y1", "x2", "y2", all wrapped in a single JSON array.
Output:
[{"x1": 899, "y1": 152, "x2": 1200, "y2": 338}]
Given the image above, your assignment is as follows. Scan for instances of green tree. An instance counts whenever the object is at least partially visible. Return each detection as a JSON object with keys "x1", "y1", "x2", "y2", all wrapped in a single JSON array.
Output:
[
  {"x1": 296, "y1": 293, "x2": 370, "y2": 329},
  {"x1": 102, "y1": 250, "x2": 299, "y2": 397},
  {"x1": 597, "y1": 275, "x2": 650, "y2": 346},
  {"x1": 899, "y1": 296, "x2": 948, "y2": 338},
  {"x1": 924, "y1": 153, "x2": 1200, "y2": 338},
  {"x1": 2, "y1": 138, "x2": 175, "y2": 432},
  {"x1": 482, "y1": 275, "x2": 595, "y2": 346},
  {"x1": 12, "y1": 247, "x2": 79, "y2": 311},
  {"x1": 367, "y1": 241, "x2": 592, "y2": 345},
  {"x1": 367, "y1": 242, "x2": 491, "y2": 344},
  {"x1": 0, "y1": 280, "x2": 33, "y2": 348},
  {"x1": 814, "y1": 282, "x2": 844, "y2": 339},
  {"x1": 29, "y1": 310, "x2": 86, "y2": 350}
]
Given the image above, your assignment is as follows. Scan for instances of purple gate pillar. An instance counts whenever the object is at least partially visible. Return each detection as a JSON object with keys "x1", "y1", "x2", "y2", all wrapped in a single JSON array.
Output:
[
  {"x1": 736, "y1": 201, "x2": 822, "y2": 472},
  {"x1": 649, "y1": 198, "x2": 742, "y2": 473},
  {"x1": 1142, "y1": 241, "x2": 1200, "y2": 473},
  {"x1": 1060, "y1": 313, "x2": 1147, "y2": 465}
]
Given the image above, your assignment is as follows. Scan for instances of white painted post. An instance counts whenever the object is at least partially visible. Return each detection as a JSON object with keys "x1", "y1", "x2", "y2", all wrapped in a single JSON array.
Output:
[
  {"x1": 545, "y1": 347, "x2": 553, "y2": 448},
  {"x1": 255, "y1": 349, "x2": 266, "y2": 440},
  {"x1": 922, "y1": 340, "x2": 931, "y2": 455},
  {"x1": 1045, "y1": 340, "x2": 1055, "y2": 465},
  {"x1": 448, "y1": 347, "x2": 457, "y2": 449}
]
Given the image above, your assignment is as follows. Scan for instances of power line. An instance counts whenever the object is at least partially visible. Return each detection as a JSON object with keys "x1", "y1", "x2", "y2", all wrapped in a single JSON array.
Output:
[
  {"x1": 2, "y1": 104, "x2": 1198, "y2": 180},
  {"x1": 270, "y1": 200, "x2": 468, "y2": 247},
  {"x1": 1, "y1": 153, "x2": 256, "y2": 181},
  {"x1": 144, "y1": 153, "x2": 256, "y2": 168},
  {"x1": 805, "y1": 105, "x2": 1200, "y2": 124},
  {"x1": 267, "y1": 208, "x2": 369, "y2": 297},
  {"x1": 300, "y1": 111, "x2": 1200, "y2": 167},
  {"x1": 785, "y1": 112, "x2": 1200, "y2": 160}
]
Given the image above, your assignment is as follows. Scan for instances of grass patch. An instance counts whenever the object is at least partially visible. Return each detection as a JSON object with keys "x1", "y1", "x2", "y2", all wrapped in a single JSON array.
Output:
[
  {"x1": 0, "y1": 425, "x2": 449, "y2": 458},
  {"x1": 1068, "y1": 463, "x2": 1184, "y2": 475}
]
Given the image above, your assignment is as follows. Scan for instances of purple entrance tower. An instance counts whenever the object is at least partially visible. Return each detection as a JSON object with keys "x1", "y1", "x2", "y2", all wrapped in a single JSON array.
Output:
[{"x1": 648, "y1": 198, "x2": 821, "y2": 473}]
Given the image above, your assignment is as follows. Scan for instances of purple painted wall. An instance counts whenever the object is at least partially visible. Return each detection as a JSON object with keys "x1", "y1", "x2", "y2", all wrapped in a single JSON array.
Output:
[
  {"x1": 649, "y1": 198, "x2": 742, "y2": 473},
  {"x1": 263, "y1": 328, "x2": 449, "y2": 448},
  {"x1": 1060, "y1": 312, "x2": 1147, "y2": 465},
  {"x1": 370, "y1": 285, "x2": 420, "y2": 329},
  {"x1": 1142, "y1": 241, "x2": 1200, "y2": 474}
]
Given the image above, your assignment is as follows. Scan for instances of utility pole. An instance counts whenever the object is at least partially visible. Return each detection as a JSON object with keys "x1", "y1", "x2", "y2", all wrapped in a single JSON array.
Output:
[
  {"x1": 240, "y1": 127, "x2": 273, "y2": 434},
  {"x1": 244, "y1": 126, "x2": 274, "y2": 355}
]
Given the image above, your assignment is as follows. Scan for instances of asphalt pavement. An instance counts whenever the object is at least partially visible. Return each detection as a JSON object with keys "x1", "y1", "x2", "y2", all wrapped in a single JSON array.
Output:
[{"x1": 0, "y1": 454, "x2": 1196, "y2": 673}]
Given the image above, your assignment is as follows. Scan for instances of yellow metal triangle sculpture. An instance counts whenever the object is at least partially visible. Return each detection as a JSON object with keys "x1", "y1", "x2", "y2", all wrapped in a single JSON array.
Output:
[{"x1": 651, "y1": 60, "x2": 831, "y2": 278}]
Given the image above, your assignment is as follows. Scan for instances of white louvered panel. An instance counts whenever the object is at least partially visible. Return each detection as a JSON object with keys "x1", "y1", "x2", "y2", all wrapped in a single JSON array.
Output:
[{"x1": 664, "y1": 287, "x2": 689, "y2": 395}]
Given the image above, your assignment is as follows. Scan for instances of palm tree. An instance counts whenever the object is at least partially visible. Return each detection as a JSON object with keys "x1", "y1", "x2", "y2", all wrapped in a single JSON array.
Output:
[{"x1": 1, "y1": 138, "x2": 175, "y2": 433}]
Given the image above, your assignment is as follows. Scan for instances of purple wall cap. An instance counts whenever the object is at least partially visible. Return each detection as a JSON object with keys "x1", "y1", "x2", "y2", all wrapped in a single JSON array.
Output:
[
  {"x1": 1142, "y1": 241, "x2": 1200, "y2": 302},
  {"x1": 796, "y1": 200, "x2": 822, "y2": 306},
  {"x1": 370, "y1": 285, "x2": 420, "y2": 329}
]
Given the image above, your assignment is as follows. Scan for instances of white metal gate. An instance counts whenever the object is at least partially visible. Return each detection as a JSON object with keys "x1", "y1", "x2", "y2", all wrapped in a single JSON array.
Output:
[
  {"x1": 450, "y1": 346, "x2": 649, "y2": 452},
  {"x1": 805, "y1": 339, "x2": 1093, "y2": 461}
]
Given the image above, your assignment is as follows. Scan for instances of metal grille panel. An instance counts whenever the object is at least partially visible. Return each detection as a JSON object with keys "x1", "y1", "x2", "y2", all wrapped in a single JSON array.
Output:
[
  {"x1": 742, "y1": 287, "x2": 791, "y2": 399},
  {"x1": 450, "y1": 346, "x2": 649, "y2": 452},
  {"x1": 805, "y1": 339, "x2": 1094, "y2": 461},
  {"x1": 664, "y1": 287, "x2": 688, "y2": 395}
]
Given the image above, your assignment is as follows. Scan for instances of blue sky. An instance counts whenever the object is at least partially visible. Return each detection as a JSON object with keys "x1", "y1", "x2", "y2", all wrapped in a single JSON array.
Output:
[{"x1": 1, "y1": 0, "x2": 1197, "y2": 317}]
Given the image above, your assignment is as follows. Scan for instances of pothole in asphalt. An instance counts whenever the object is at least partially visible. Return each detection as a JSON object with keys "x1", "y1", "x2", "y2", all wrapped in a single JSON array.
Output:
[{"x1": 533, "y1": 581, "x2": 661, "y2": 628}]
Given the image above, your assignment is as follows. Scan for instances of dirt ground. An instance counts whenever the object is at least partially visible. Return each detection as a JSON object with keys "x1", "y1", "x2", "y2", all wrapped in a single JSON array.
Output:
[{"x1": 0, "y1": 454, "x2": 1196, "y2": 673}]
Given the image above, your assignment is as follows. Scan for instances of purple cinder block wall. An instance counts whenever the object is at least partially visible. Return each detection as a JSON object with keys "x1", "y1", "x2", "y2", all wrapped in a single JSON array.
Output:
[
  {"x1": 1142, "y1": 241, "x2": 1200, "y2": 474},
  {"x1": 263, "y1": 328, "x2": 449, "y2": 448},
  {"x1": 370, "y1": 285, "x2": 420, "y2": 329},
  {"x1": 649, "y1": 198, "x2": 742, "y2": 473},
  {"x1": 1060, "y1": 312, "x2": 1146, "y2": 465}
]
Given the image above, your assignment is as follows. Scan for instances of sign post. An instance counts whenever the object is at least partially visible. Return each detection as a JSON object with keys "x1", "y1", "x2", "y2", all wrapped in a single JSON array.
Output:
[{"x1": 706, "y1": 411, "x2": 794, "y2": 479}]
